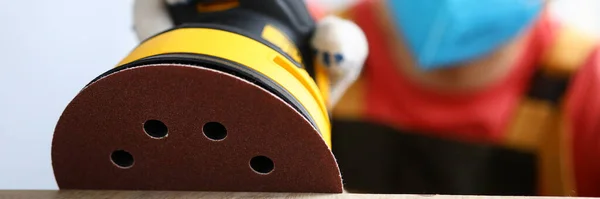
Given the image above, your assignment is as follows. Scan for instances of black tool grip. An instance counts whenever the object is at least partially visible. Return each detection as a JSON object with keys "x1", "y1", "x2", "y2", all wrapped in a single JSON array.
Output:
[{"x1": 164, "y1": 0, "x2": 317, "y2": 72}]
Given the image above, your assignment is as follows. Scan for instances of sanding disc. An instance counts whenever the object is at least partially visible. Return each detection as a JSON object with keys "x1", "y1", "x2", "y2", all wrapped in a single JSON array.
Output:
[{"x1": 52, "y1": 64, "x2": 342, "y2": 193}]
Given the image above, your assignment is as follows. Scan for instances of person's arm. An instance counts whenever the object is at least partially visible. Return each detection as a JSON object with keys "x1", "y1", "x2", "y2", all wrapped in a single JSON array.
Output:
[{"x1": 565, "y1": 46, "x2": 600, "y2": 197}]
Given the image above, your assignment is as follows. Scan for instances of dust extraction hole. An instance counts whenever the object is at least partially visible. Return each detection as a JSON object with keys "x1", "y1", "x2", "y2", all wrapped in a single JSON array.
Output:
[
  {"x1": 203, "y1": 122, "x2": 227, "y2": 141},
  {"x1": 111, "y1": 150, "x2": 134, "y2": 169},
  {"x1": 250, "y1": 156, "x2": 274, "y2": 174},
  {"x1": 144, "y1": 119, "x2": 168, "y2": 139}
]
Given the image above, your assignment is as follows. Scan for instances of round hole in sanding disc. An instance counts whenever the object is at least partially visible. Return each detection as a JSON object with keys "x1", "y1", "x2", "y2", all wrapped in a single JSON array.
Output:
[
  {"x1": 52, "y1": 64, "x2": 342, "y2": 193},
  {"x1": 110, "y1": 150, "x2": 134, "y2": 169},
  {"x1": 143, "y1": 120, "x2": 168, "y2": 139},
  {"x1": 250, "y1": 155, "x2": 274, "y2": 174},
  {"x1": 203, "y1": 121, "x2": 227, "y2": 141}
]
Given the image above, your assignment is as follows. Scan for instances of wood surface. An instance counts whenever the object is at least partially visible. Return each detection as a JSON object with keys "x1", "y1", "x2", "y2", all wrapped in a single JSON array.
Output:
[{"x1": 0, "y1": 191, "x2": 586, "y2": 199}]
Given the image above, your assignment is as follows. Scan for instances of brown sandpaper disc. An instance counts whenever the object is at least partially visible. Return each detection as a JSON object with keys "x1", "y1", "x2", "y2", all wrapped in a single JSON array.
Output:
[{"x1": 52, "y1": 64, "x2": 342, "y2": 193}]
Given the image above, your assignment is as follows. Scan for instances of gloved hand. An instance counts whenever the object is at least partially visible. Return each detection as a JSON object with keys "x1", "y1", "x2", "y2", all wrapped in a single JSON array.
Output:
[{"x1": 311, "y1": 15, "x2": 368, "y2": 108}]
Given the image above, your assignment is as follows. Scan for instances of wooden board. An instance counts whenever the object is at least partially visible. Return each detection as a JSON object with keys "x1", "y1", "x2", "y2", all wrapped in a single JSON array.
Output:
[{"x1": 0, "y1": 191, "x2": 587, "y2": 199}]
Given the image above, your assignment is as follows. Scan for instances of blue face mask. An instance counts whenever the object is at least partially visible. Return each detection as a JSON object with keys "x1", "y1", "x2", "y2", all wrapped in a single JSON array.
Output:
[{"x1": 387, "y1": 0, "x2": 543, "y2": 70}]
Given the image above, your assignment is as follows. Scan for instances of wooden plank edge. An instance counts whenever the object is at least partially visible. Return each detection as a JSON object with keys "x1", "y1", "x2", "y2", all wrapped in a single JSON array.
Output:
[{"x1": 0, "y1": 191, "x2": 592, "y2": 199}]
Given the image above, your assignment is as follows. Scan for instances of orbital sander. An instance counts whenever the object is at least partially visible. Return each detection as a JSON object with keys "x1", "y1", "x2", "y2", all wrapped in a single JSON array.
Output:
[{"x1": 52, "y1": 0, "x2": 342, "y2": 193}]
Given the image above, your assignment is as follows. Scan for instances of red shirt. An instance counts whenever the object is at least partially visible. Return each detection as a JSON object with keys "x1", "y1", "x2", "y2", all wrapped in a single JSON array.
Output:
[
  {"x1": 347, "y1": 0, "x2": 600, "y2": 196},
  {"x1": 566, "y1": 39, "x2": 600, "y2": 196}
]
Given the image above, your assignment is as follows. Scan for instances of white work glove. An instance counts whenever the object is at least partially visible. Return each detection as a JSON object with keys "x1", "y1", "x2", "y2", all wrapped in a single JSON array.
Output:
[{"x1": 311, "y1": 15, "x2": 369, "y2": 108}]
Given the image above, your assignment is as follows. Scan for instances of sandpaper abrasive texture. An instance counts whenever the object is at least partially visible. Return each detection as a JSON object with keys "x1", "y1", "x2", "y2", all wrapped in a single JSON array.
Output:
[{"x1": 52, "y1": 64, "x2": 342, "y2": 193}]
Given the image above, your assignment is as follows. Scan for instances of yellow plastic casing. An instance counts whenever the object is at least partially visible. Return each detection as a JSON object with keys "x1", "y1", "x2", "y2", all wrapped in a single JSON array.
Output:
[{"x1": 117, "y1": 27, "x2": 332, "y2": 148}]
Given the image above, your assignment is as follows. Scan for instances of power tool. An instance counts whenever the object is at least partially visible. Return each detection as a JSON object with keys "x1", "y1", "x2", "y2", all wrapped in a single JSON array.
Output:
[{"x1": 52, "y1": 0, "x2": 342, "y2": 193}]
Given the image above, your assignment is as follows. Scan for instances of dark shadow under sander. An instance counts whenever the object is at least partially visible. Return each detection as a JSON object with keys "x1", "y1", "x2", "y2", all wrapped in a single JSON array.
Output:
[{"x1": 52, "y1": 64, "x2": 342, "y2": 193}]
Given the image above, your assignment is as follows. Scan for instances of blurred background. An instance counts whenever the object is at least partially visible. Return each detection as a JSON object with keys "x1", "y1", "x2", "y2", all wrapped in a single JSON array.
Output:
[{"x1": 0, "y1": 0, "x2": 599, "y2": 190}]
